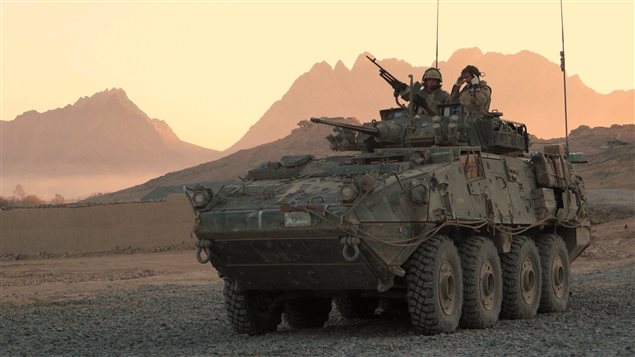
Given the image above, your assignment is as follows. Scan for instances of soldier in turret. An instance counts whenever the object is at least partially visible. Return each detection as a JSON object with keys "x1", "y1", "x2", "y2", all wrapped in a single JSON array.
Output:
[
  {"x1": 450, "y1": 65, "x2": 491, "y2": 115},
  {"x1": 400, "y1": 67, "x2": 450, "y2": 116}
]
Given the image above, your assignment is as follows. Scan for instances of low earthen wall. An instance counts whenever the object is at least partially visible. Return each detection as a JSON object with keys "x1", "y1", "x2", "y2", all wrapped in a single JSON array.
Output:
[{"x1": 0, "y1": 195, "x2": 194, "y2": 257}]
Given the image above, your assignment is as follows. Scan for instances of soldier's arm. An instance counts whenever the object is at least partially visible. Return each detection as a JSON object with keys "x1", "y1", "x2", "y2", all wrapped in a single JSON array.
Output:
[
  {"x1": 473, "y1": 85, "x2": 492, "y2": 113},
  {"x1": 450, "y1": 85, "x2": 461, "y2": 102}
]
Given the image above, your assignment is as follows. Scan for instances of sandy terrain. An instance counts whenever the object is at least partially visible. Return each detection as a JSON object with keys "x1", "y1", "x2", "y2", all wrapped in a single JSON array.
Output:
[
  {"x1": 574, "y1": 217, "x2": 635, "y2": 271},
  {"x1": 0, "y1": 195, "x2": 194, "y2": 258},
  {"x1": 0, "y1": 251, "x2": 220, "y2": 306}
]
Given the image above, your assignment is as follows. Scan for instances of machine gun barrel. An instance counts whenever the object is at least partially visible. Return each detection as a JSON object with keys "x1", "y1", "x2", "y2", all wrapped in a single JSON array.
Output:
[
  {"x1": 310, "y1": 117, "x2": 380, "y2": 136},
  {"x1": 366, "y1": 56, "x2": 407, "y2": 94}
]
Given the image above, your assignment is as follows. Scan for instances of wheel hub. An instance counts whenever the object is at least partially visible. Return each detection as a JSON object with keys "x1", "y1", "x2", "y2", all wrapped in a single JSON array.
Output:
[
  {"x1": 438, "y1": 259, "x2": 458, "y2": 316},
  {"x1": 480, "y1": 260, "x2": 496, "y2": 311},
  {"x1": 552, "y1": 255, "x2": 566, "y2": 298},
  {"x1": 520, "y1": 256, "x2": 537, "y2": 304}
]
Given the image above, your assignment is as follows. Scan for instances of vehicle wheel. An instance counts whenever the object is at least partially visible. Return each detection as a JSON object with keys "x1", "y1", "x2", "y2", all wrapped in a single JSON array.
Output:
[
  {"x1": 536, "y1": 233, "x2": 570, "y2": 313},
  {"x1": 458, "y1": 236, "x2": 502, "y2": 329},
  {"x1": 500, "y1": 235, "x2": 542, "y2": 319},
  {"x1": 284, "y1": 297, "x2": 332, "y2": 328},
  {"x1": 406, "y1": 234, "x2": 463, "y2": 335},
  {"x1": 334, "y1": 293, "x2": 379, "y2": 318},
  {"x1": 223, "y1": 279, "x2": 282, "y2": 335}
]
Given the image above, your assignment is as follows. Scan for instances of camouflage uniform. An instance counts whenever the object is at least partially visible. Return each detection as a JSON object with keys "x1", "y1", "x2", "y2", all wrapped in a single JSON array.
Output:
[
  {"x1": 450, "y1": 80, "x2": 492, "y2": 116},
  {"x1": 416, "y1": 88, "x2": 450, "y2": 116},
  {"x1": 400, "y1": 68, "x2": 450, "y2": 116}
]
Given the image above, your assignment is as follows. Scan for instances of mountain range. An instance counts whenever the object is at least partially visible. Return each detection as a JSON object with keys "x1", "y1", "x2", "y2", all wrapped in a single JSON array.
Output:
[
  {"x1": 227, "y1": 48, "x2": 633, "y2": 153},
  {"x1": 2, "y1": 48, "x2": 633, "y2": 199},
  {"x1": 1, "y1": 88, "x2": 221, "y2": 198}
]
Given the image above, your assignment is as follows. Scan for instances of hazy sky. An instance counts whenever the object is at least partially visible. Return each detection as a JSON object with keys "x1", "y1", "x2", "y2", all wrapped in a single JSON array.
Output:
[{"x1": 2, "y1": 1, "x2": 633, "y2": 151}]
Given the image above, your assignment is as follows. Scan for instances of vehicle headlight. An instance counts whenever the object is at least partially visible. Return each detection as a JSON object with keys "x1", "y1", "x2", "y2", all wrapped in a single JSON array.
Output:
[
  {"x1": 193, "y1": 190, "x2": 212, "y2": 208},
  {"x1": 340, "y1": 184, "x2": 359, "y2": 202}
]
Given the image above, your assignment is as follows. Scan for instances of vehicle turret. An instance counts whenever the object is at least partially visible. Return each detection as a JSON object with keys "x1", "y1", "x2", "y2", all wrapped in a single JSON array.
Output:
[{"x1": 311, "y1": 104, "x2": 528, "y2": 155}]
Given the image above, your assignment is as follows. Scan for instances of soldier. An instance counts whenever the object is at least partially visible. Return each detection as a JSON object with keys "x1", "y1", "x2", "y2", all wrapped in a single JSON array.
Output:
[
  {"x1": 400, "y1": 68, "x2": 450, "y2": 116},
  {"x1": 450, "y1": 65, "x2": 491, "y2": 115}
]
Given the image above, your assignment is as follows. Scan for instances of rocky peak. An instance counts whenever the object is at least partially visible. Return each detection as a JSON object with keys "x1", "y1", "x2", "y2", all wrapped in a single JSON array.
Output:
[{"x1": 151, "y1": 118, "x2": 181, "y2": 144}]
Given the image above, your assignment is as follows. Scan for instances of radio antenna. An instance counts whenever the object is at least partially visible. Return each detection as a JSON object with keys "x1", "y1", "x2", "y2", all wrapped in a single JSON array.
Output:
[
  {"x1": 435, "y1": 0, "x2": 440, "y2": 68},
  {"x1": 559, "y1": 0, "x2": 570, "y2": 155}
]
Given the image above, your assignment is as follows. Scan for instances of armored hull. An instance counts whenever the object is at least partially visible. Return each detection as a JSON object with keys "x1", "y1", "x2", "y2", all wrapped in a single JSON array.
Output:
[{"x1": 186, "y1": 109, "x2": 590, "y2": 335}]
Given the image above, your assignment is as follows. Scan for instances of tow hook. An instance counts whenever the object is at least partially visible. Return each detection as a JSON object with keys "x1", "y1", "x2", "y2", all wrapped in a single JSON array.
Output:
[
  {"x1": 195, "y1": 240, "x2": 213, "y2": 264},
  {"x1": 340, "y1": 236, "x2": 360, "y2": 262}
]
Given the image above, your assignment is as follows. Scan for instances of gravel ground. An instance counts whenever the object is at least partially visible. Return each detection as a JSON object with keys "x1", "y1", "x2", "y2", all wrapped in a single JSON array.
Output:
[{"x1": 1, "y1": 264, "x2": 634, "y2": 356}]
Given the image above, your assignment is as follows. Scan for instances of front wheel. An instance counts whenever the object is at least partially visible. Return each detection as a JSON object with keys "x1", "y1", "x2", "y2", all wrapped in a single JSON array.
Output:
[
  {"x1": 407, "y1": 235, "x2": 463, "y2": 335},
  {"x1": 223, "y1": 279, "x2": 282, "y2": 335}
]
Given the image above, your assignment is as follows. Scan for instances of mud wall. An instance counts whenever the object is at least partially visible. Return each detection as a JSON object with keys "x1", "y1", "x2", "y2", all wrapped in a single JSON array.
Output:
[{"x1": 0, "y1": 195, "x2": 195, "y2": 257}]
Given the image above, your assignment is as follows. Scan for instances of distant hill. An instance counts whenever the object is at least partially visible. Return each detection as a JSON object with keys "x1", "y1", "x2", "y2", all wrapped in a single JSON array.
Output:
[
  {"x1": 85, "y1": 122, "x2": 634, "y2": 204},
  {"x1": 532, "y1": 124, "x2": 635, "y2": 190},
  {"x1": 82, "y1": 118, "x2": 356, "y2": 203},
  {"x1": 1, "y1": 88, "x2": 222, "y2": 198},
  {"x1": 226, "y1": 48, "x2": 634, "y2": 153}
]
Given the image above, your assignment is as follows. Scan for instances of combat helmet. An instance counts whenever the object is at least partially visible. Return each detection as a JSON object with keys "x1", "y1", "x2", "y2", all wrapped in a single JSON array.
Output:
[
  {"x1": 422, "y1": 68, "x2": 443, "y2": 90},
  {"x1": 422, "y1": 68, "x2": 443, "y2": 81}
]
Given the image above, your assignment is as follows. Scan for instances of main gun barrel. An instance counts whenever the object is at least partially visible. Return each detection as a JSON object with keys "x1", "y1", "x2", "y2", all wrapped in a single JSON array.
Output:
[{"x1": 310, "y1": 117, "x2": 380, "y2": 136}]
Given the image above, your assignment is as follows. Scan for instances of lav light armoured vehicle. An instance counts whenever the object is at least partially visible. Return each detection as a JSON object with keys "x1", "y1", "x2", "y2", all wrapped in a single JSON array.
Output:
[{"x1": 185, "y1": 65, "x2": 590, "y2": 336}]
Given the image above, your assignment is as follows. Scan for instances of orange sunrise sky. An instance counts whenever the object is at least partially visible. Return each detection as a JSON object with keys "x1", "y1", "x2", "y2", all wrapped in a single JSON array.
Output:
[{"x1": 1, "y1": 1, "x2": 633, "y2": 151}]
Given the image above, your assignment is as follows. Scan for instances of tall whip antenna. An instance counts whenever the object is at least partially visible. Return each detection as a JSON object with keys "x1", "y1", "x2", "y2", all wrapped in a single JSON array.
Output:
[
  {"x1": 435, "y1": 0, "x2": 440, "y2": 68},
  {"x1": 560, "y1": 0, "x2": 569, "y2": 155}
]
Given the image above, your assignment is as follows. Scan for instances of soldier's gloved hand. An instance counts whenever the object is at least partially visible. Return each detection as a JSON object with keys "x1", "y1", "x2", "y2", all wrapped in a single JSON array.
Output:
[{"x1": 455, "y1": 77, "x2": 465, "y2": 87}]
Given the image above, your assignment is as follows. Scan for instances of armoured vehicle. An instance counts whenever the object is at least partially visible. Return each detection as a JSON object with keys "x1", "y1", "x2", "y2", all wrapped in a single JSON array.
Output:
[{"x1": 185, "y1": 68, "x2": 590, "y2": 336}]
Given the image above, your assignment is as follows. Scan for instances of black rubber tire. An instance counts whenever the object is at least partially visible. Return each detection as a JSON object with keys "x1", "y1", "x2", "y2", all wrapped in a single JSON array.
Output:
[
  {"x1": 457, "y1": 236, "x2": 502, "y2": 329},
  {"x1": 334, "y1": 293, "x2": 379, "y2": 319},
  {"x1": 536, "y1": 233, "x2": 570, "y2": 313},
  {"x1": 223, "y1": 279, "x2": 282, "y2": 335},
  {"x1": 284, "y1": 297, "x2": 332, "y2": 329},
  {"x1": 406, "y1": 235, "x2": 463, "y2": 335},
  {"x1": 500, "y1": 235, "x2": 542, "y2": 319}
]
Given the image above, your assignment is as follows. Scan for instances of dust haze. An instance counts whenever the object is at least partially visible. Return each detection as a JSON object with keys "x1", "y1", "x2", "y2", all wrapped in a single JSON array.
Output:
[{"x1": 1, "y1": 174, "x2": 160, "y2": 201}]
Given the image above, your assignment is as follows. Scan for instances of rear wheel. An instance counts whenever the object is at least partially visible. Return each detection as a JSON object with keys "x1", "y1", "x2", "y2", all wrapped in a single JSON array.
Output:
[
  {"x1": 284, "y1": 297, "x2": 332, "y2": 328},
  {"x1": 500, "y1": 235, "x2": 542, "y2": 319},
  {"x1": 458, "y1": 236, "x2": 502, "y2": 329},
  {"x1": 223, "y1": 279, "x2": 282, "y2": 335},
  {"x1": 334, "y1": 293, "x2": 379, "y2": 319},
  {"x1": 406, "y1": 235, "x2": 463, "y2": 335},
  {"x1": 537, "y1": 233, "x2": 570, "y2": 313}
]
